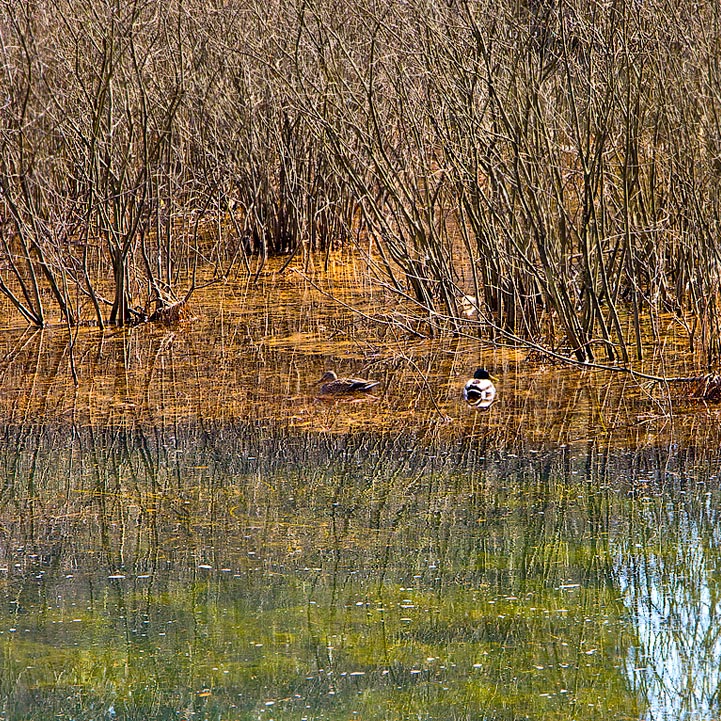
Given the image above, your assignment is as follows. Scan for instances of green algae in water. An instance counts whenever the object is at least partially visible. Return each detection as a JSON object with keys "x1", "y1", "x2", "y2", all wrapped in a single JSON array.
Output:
[{"x1": 1, "y1": 422, "x2": 719, "y2": 720}]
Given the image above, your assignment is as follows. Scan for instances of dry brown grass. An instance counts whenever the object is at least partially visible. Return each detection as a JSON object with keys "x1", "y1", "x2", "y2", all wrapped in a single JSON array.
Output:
[{"x1": 147, "y1": 301, "x2": 194, "y2": 326}]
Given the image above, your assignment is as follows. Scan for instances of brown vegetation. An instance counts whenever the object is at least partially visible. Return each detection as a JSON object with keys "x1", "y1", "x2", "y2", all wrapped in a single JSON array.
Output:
[{"x1": 2, "y1": 0, "x2": 721, "y2": 369}]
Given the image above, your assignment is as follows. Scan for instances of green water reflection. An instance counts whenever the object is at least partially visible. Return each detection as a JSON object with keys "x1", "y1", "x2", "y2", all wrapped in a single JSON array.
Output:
[{"x1": 1, "y1": 423, "x2": 719, "y2": 720}]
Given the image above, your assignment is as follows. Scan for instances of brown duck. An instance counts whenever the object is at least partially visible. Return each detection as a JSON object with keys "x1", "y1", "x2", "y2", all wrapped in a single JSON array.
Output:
[{"x1": 316, "y1": 370, "x2": 380, "y2": 395}]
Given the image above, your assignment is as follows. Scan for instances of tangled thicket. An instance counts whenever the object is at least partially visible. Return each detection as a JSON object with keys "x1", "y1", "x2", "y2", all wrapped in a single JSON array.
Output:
[{"x1": 2, "y1": 0, "x2": 721, "y2": 365}]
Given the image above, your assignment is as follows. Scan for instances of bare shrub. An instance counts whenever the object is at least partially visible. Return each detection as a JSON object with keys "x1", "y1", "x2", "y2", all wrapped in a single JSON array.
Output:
[{"x1": 2, "y1": 0, "x2": 721, "y2": 369}]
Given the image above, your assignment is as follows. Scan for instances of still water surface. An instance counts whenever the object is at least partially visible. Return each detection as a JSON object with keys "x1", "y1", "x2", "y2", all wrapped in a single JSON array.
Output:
[
  {"x1": 2, "y1": 424, "x2": 720, "y2": 720},
  {"x1": 0, "y1": 265, "x2": 720, "y2": 720}
]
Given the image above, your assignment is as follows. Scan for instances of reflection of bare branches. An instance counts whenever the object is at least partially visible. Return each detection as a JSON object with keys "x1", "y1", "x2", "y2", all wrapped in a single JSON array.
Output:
[
  {"x1": 0, "y1": 328, "x2": 42, "y2": 371},
  {"x1": 617, "y1": 499, "x2": 721, "y2": 720},
  {"x1": 291, "y1": 267, "x2": 428, "y2": 339},
  {"x1": 0, "y1": 418, "x2": 718, "y2": 716}
]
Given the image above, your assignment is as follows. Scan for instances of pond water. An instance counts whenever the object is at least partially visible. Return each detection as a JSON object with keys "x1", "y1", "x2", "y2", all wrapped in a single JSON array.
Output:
[{"x1": 0, "y1": 259, "x2": 720, "y2": 720}]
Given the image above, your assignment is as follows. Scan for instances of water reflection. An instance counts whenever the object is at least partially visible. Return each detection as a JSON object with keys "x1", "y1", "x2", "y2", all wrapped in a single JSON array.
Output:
[
  {"x1": 616, "y1": 478, "x2": 721, "y2": 721},
  {"x1": 0, "y1": 267, "x2": 712, "y2": 447},
  {"x1": 0, "y1": 416, "x2": 718, "y2": 720},
  {"x1": 0, "y1": 264, "x2": 720, "y2": 718}
]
